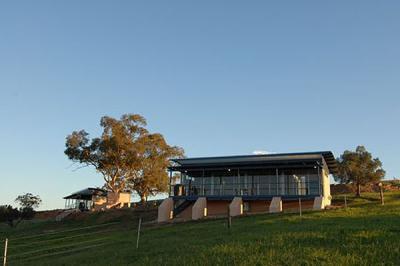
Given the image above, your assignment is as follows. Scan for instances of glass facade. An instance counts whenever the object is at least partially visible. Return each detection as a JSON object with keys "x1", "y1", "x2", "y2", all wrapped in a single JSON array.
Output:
[{"x1": 174, "y1": 168, "x2": 321, "y2": 197}]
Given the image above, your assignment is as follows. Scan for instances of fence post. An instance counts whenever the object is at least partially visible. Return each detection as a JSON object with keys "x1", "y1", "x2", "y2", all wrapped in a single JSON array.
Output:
[
  {"x1": 378, "y1": 183, "x2": 384, "y2": 205},
  {"x1": 298, "y1": 198, "x2": 302, "y2": 217},
  {"x1": 3, "y1": 238, "x2": 8, "y2": 266},
  {"x1": 136, "y1": 217, "x2": 142, "y2": 249}
]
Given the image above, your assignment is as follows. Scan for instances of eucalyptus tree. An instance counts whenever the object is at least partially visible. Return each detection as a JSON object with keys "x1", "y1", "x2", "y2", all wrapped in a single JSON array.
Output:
[
  {"x1": 0, "y1": 193, "x2": 42, "y2": 227},
  {"x1": 335, "y1": 146, "x2": 385, "y2": 197},
  {"x1": 65, "y1": 114, "x2": 183, "y2": 203}
]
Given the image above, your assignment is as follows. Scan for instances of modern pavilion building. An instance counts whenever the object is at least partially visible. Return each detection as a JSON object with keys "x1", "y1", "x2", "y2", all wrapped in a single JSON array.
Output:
[
  {"x1": 63, "y1": 188, "x2": 131, "y2": 212},
  {"x1": 158, "y1": 151, "x2": 338, "y2": 222}
]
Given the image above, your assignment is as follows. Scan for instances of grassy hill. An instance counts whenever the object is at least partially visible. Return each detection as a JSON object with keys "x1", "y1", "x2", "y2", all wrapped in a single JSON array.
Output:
[{"x1": 1, "y1": 192, "x2": 399, "y2": 265}]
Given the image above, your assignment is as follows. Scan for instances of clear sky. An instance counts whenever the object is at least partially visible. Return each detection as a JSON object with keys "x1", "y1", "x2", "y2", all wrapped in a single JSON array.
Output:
[{"x1": 1, "y1": 1, "x2": 399, "y2": 210}]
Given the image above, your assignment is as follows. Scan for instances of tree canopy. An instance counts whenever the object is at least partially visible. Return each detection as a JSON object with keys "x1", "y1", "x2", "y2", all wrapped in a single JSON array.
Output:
[
  {"x1": 335, "y1": 146, "x2": 385, "y2": 196},
  {"x1": 15, "y1": 193, "x2": 42, "y2": 209},
  {"x1": 65, "y1": 114, "x2": 184, "y2": 202},
  {"x1": 0, "y1": 193, "x2": 41, "y2": 227}
]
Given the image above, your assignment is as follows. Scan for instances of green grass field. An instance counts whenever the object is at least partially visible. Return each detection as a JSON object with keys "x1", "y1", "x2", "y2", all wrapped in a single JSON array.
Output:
[{"x1": 1, "y1": 192, "x2": 399, "y2": 265}]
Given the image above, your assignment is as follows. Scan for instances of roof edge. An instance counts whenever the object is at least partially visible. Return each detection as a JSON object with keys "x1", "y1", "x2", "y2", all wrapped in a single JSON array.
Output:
[{"x1": 170, "y1": 151, "x2": 338, "y2": 175}]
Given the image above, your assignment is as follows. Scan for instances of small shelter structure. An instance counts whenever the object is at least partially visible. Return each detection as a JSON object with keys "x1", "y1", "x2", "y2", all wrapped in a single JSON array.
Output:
[{"x1": 63, "y1": 188, "x2": 131, "y2": 211}]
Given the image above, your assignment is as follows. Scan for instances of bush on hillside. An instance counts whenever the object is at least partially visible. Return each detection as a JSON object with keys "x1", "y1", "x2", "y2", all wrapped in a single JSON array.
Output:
[{"x1": 0, "y1": 205, "x2": 22, "y2": 227}]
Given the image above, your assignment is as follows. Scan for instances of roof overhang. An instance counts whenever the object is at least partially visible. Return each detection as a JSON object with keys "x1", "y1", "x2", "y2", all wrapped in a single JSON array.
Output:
[
  {"x1": 169, "y1": 151, "x2": 338, "y2": 175},
  {"x1": 63, "y1": 188, "x2": 107, "y2": 200}
]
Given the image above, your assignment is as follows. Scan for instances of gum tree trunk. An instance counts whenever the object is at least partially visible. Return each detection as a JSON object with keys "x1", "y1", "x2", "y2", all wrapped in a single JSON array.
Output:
[
  {"x1": 140, "y1": 193, "x2": 147, "y2": 205},
  {"x1": 356, "y1": 183, "x2": 361, "y2": 197}
]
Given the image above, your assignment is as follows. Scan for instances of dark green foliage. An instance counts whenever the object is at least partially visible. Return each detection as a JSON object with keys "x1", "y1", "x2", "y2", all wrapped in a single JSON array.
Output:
[
  {"x1": 0, "y1": 205, "x2": 20, "y2": 227},
  {"x1": 0, "y1": 205, "x2": 35, "y2": 228},
  {"x1": 15, "y1": 193, "x2": 42, "y2": 209},
  {"x1": 0, "y1": 193, "x2": 41, "y2": 227},
  {"x1": 19, "y1": 206, "x2": 35, "y2": 221},
  {"x1": 335, "y1": 146, "x2": 385, "y2": 196}
]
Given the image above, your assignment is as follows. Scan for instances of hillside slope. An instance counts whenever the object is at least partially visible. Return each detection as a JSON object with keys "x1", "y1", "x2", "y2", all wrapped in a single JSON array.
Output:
[{"x1": 1, "y1": 193, "x2": 399, "y2": 265}]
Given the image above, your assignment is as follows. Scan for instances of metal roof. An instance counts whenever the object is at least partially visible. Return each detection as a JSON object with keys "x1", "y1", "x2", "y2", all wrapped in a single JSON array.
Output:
[
  {"x1": 170, "y1": 151, "x2": 338, "y2": 175},
  {"x1": 63, "y1": 187, "x2": 107, "y2": 200}
]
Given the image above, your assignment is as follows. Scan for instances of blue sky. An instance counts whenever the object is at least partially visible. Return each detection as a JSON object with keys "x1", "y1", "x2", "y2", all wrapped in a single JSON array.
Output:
[{"x1": 1, "y1": 1, "x2": 399, "y2": 210}]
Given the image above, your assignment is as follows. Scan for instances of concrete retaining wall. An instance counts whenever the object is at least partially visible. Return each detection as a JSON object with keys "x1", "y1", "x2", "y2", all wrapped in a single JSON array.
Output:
[
  {"x1": 207, "y1": 201, "x2": 230, "y2": 216},
  {"x1": 282, "y1": 199, "x2": 314, "y2": 212},
  {"x1": 248, "y1": 201, "x2": 271, "y2": 213}
]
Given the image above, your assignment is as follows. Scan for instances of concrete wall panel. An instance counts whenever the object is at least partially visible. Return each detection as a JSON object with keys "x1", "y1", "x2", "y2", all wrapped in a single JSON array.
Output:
[
  {"x1": 248, "y1": 201, "x2": 271, "y2": 213},
  {"x1": 269, "y1": 197, "x2": 282, "y2": 213},
  {"x1": 158, "y1": 198, "x2": 174, "y2": 223},
  {"x1": 207, "y1": 201, "x2": 230, "y2": 216},
  {"x1": 192, "y1": 197, "x2": 207, "y2": 220},
  {"x1": 229, "y1": 197, "x2": 243, "y2": 217}
]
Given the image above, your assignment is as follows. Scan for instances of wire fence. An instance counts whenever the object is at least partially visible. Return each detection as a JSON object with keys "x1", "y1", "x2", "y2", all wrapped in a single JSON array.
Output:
[
  {"x1": 8, "y1": 222, "x2": 120, "y2": 242},
  {"x1": 0, "y1": 221, "x2": 139, "y2": 265},
  {"x1": 0, "y1": 195, "x2": 357, "y2": 265}
]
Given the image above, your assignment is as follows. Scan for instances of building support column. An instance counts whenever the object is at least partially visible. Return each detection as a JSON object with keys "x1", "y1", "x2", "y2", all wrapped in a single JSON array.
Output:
[
  {"x1": 158, "y1": 198, "x2": 174, "y2": 223},
  {"x1": 313, "y1": 196, "x2": 324, "y2": 210},
  {"x1": 237, "y1": 169, "x2": 241, "y2": 195},
  {"x1": 317, "y1": 166, "x2": 321, "y2": 196},
  {"x1": 169, "y1": 170, "x2": 173, "y2": 197},
  {"x1": 229, "y1": 197, "x2": 243, "y2": 216},
  {"x1": 269, "y1": 197, "x2": 282, "y2": 213},
  {"x1": 192, "y1": 197, "x2": 207, "y2": 220}
]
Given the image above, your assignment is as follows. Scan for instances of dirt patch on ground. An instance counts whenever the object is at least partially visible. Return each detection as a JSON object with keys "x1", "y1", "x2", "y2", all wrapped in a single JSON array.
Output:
[
  {"x1": 35, "y1": 209, "x2": 64, "y2": 220},
  {"x1": 34, "y1": 201, "x2": 161, "y2": 223},
  {"x1": 64, "y1": 206, "x2": 158, "y2": 224}
]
